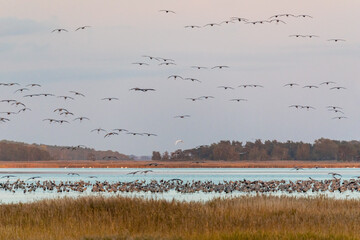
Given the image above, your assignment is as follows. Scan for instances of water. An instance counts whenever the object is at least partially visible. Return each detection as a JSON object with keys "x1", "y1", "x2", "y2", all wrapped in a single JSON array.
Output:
[{"x1": 0, "y1": 168, "x2": 359, "y2": 204}]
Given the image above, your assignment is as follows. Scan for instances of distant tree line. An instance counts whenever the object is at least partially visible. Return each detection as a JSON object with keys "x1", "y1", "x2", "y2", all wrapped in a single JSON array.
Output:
[
  {"x1": 152, "y1": 138, "x2": 360, "y2": 161},
  {"x1": 0, "y1": 140, "x2": 130, "y2": 161},
  {"x1": 0, "y1": 141, "x2": 51, "y2": 161}
]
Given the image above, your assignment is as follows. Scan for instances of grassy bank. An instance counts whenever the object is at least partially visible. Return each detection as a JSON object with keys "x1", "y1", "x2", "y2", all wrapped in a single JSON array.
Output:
[{"x1": 1, "y1": 195, "x2": 360, "y2": 240}]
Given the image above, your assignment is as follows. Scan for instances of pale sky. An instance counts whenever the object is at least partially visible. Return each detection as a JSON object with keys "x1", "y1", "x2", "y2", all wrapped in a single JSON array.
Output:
[{"x1": 0, "y1": 0, "x2": 359, "y2": 155}]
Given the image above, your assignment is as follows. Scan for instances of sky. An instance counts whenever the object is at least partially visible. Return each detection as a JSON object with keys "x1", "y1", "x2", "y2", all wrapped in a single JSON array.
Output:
[{"x1": 0, "y1": 0, "x2": 359, "y2": 155}]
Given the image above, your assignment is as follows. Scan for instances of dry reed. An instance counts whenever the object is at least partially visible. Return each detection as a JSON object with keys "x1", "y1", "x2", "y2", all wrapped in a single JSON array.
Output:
[{"x1": 0, "y1": 195, "x2": 360, "y2": 239}]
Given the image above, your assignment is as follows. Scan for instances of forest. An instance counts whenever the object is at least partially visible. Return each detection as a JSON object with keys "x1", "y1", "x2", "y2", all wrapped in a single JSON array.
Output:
[
  {"x1": 0, "y1": 140, "x2": 129, "y2": 161},
  {"x1": 152, "y1": 138, "x2": 360, "y2": 161}
]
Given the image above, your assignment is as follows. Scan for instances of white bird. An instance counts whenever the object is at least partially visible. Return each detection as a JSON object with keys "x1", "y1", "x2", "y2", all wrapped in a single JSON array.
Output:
[{"x1": 175, "y1": 140, "x2": 184, "y2": 145}]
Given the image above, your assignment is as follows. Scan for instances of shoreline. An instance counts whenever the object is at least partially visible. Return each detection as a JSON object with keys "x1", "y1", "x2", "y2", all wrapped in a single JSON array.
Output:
[{"x1": 0, "y1": 160, "x2": 360, "y2": 168}]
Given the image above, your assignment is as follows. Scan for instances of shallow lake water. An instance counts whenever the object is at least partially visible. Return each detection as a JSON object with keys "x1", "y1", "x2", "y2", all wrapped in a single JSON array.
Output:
[{"x1": 0, "y1": 168, "x2": 359, "y2": 204}]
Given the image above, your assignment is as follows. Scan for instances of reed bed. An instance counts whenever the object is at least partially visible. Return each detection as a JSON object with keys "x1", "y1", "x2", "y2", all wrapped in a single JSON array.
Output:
[
  {"x1": 1, "y1": 160, "x2": 360, "y2": 169},
  {"x1": 0, "y1": 195, "x2": 360, "y2": 239}
]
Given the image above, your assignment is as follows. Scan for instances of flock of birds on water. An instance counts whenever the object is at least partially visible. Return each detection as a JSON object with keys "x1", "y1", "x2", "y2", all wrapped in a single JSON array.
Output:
[
  {"x1": 0, "y1": 7, "x2": 351, "y2": 165},
  {"x1": 0, "y1": 172, "x2": 360, "y2": 195}
]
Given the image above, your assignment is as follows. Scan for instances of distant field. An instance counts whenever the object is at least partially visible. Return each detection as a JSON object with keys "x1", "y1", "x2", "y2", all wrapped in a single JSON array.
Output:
[
  {"x1": 0, "y1": 160, "x2": 359, "y2": 168},
  {"x1": 1, "y1": 195, "x2": 360, "y2": 240}
]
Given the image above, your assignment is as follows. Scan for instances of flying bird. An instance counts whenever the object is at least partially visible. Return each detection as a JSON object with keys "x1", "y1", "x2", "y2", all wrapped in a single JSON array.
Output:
[
  {"x1": 186, "y1": 98, "x2": 201, "y2": 102},
  {"x1": 220, "y1": 20, "x2": 235, "y2": 25},
  {"x1": 212, "y1": 66, "x2": 229, "y2": 69},
  {"x1": 0, "y1": 99, "x2": 17, "y2": 103},
  {"x1": 328, "y1": 109, "x2": 344, "y2": 114},
  {"x1": 328, "y1": 39, "x2": 346, "y2": 42},
  {"x1": 39, "y1": 93, "x2": 55, "y2": 97},
  {"x1": 0, "y1": 118, "x2": 10, "y2": 123},
  {"x1": 203, "y1": 23, "x2": 221, "y2": 27},
  {"x1": 327, "y1": 106, "x2": 342, "y2": 110},
  {"x1": 26, "y1": 83, "x2": 41, "y2": 87},
  {"x1": 101, "y1": 97, "x2": 119, "y2": 101},
  {"x1": 159, "y1": 10, "x2": 176, "y2": 14},
  {"x1": 54, "y1": 108, "x2": 69, "y2": 113},
  {"x1": 73, "y1": 117, "x2": 90, "y2": 122},
  {"x1": 91, "y1": 128, "x2": 107, "y2": 134},
  {"x1": 12, "y1": 101, "x2": 26, "y2": 107},
  {"x1": 142, "y1": 55, "x2": 159, "y2": 61},
  {"x1": 132, "y1": 62, "x2": 149, "y2": 66},
  {"x1": 320, "y1": 81, "x2": 336, "y2": 85},
  {"x1": 284, "y1": 83, "x2": 299, "y2": 87},
  {"x1": 268, "y1": 19, "x2": 286, "y2": 24},
  {"x1": 218, "y1": 86, "x2": 234, "y2": 90},
  {"x1": 104, "y1": 132, "x2": 119, "y2": 138},
  {"x1": 58, "y1": 96, "x2": 75, "y2": 100},
  {"x1": 302, "y1": 106, "x2": 315, "y2": 110},
  {"x1": 70, "y1": 91, "x2": 85, "y2": 97},
  {"x1": 0, "y1": 111, "x2": 18, "y2": 116},
  {"x1": 289, "y1": 105, "x2": 303, "y2": 109},
  {"x1": 159, "y1": 62, "x2": 176, "y2": 66},
  {"x1": 269, "y1": 14, "x2": 295, "y2": 18},
  {"x1": 174, "y1": 115, "x2": 190, "y2": 119},
  {"x1": 75, "y1": 26, "x2": 91, "y2": 31},
  {"x1": 18, "y1": 108, "x2": 31, "y2": 113},
  {"x1": 52, "y1": 28, "x2": 68, "y2": 33},
  {"x1": 296, "y1": 15, "x2": 313, "y2": 18},
  {"x1": 289, "y1": 35, "x2": 305, "y2": 38},
  {"x1": 200, "y1": 96, "x2": 214, "y2": 99},
  {"x1": 142, "y1": 133, "x2": 157, "y2": 137},
  {"x1": 60, "y1": 111, "x2": 74, "y2": 117},
  {"x1": 168, "y1": 75, "x2": 183, "y2": 80},
  {"x1": 14, "y1": 88, "x2": 29, "y2": 93},
  {"x1": 330, "y1": 87, "x2": 346, "y2": 90},
  {"x1": 127, "y1": 132, "x2": 143, "y2": 136},
  {"x1": 184, "y1": 78, "x2": 201, "y2": 83},
  {"x1": 175, "y1": 140, "x2": 184, "y2": 145},
  {"x1": 185, "y1": 25, "x2": 201, "y2": 29},
  {"x1": 303, "y1": 85, "x2": 318, "y2": 89},
  {"x1": 230, "y1": 99, "x2": 248, "y2": 102},
  {"x1": 112, "y1": 128, "x2": 128, "y2": 133},
  {"x1": 191, "y1": 66, "x2": 207, "y2": 69},
  {"x1": 230, "y1": 17, "x2": 249, "y2": 22}
]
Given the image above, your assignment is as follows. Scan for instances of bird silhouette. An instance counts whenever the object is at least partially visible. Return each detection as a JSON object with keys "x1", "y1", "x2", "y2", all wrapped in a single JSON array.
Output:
[
  {"x1": 159, "y1": 10, "x2": 176, "y2": 14},
  {"x1": 75, "y1": 26, "x2": 91, "y2": 31},
  {"x1": 230, "y1": 99, "x2": 248, "y2": 102},
  {"x1": 91, "y1": 128, "x2": 107, "y2": 134},
  {"x1": 284, "y1": 83, "x2": 299, "y2": 87},
  {"x1": 101, "y1": 97, "x2": 119, "y2": 101},
  {"x1": 320, "y1": 81, "x2": 336, "y2": 85},
  {"x1": 328, "y1": 39, "x2": 346, "y2": 42},
  {"x1": 70, "y1": 91, "x2": 85, "y2": 97},
  {"x1": 104, "y1": 132, "x2": 119, "y2": 138},
  {"x1": 212, "y1": 65, "x2": 229, "y2": 69},
  {"x1": 74, "y1": 117, "x2": 90, "y2": 122},
  {"x1": 330, "y1": 86, "x2": 346, "y2": 90},
  {"x1": 175, "y1": 115, "x2": 190, "y2": 118},
  {"x1": 185, "y1": 25, "x2": 201, "y2": 29},
  {"x1": 52, "y1": 29, "x2": 68, "y2": 33},
  {"x1": 218, "y1": 86, "x2": 234, "y2": 90}
]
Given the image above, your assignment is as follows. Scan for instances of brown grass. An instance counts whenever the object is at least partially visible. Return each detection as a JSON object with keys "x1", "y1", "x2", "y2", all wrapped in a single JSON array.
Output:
[
  {"x1": 0, "y1": 160, "x2": 359, "y2": 169},
  {"x1": 1, "y1": 195, "x2": 360, "y2": 239}
]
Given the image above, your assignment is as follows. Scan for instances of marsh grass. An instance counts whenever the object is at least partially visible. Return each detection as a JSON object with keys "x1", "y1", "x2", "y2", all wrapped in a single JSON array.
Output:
[{"x1": 1, "y1": 195, "x2": 360, "y2": 239}]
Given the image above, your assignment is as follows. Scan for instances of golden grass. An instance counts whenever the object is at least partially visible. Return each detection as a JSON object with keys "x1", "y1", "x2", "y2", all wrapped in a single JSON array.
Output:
[
  {"x1": 1, "y1": 195, "x2": 360, "y2": 240},
  {"x1": 0, "y1": 160, "x2": 360, "y2": 169}
]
